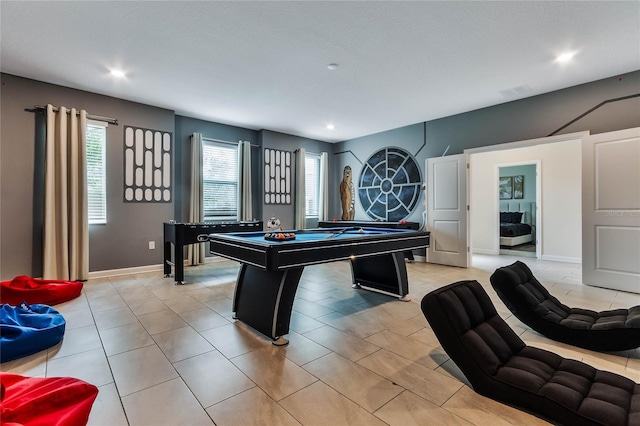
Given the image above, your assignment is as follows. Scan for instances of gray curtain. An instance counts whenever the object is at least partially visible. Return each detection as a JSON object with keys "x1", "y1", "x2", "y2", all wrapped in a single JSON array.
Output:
[
  {"x1": 319, "y1": 152, "x2": 329, "y2": 221},
  {"x1": 43, "y1": 104, "x2": 89, "y2": 280},
  {"x1": 187, "y1": 132, "x2": 205, "y2": 265},
  {"x1": 294, "y1": 148, "x2": 306, "y2": 229},
  {"x1": 237, "y1": 141, "x2": 252, "y2": 221}
]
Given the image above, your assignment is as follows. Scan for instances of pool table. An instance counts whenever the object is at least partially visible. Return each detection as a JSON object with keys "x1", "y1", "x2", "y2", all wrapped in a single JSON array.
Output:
[{"x1": 207, "y1": 227, "x2": 430, "y2": 345}]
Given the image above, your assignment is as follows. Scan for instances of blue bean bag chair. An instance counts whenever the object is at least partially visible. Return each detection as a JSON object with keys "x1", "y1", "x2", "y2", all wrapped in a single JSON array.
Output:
[{"x1": 0, "y1": 303, "x2": 66, "y2": 363}]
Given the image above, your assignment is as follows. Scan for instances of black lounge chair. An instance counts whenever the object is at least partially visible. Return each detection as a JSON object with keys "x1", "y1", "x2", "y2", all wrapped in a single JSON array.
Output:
[
  {"x1": 490, "y1": 261, "x2": 640, "y2": 352},
  {"x1": 421, "y1": 280, "x2": 640, "y2": 426}
]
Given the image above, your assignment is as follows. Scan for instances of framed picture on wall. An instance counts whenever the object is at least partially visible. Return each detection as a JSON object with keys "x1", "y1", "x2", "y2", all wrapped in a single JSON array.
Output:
[
  {"x1": 513, "y1": 175, "x2": 524, "y2": 199},
  {"x1": 499, "y1": 176, "x2": 513, "y2": 200}
]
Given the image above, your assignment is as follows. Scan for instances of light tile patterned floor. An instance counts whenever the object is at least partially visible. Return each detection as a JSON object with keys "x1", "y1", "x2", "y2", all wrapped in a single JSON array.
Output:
[{"x1": 2, "y1": 254, "x2": 639, "y2": 425}]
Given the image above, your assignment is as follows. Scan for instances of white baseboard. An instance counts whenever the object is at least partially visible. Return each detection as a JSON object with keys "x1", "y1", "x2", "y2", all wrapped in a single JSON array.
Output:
[
  {"x1": 88, "y1": 264, "x2": 164, "y2": 279},
  {"x1": 88, "y1": 256, "x2": 228, "y2": 279},
  {"x1": 584, "y1": 281, "x2": 640, "y2": 294},
  {"x1": 472, "y1": 248, "x2": 499, "y2": 255},
  {"x1": 413, "y1": 255, "x2": 427, "y2": 263},
  {"x1": 540, "y1": 254, "x2": 581, "y2": 264}
]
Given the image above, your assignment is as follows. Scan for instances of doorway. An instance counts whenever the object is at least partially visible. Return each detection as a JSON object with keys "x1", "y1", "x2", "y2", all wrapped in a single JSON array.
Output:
[
  {"x1": 497, "y1": 163, "x2": 539, "y2": 258},
  {"x1": 466, "y1": 132, "x2": 585, "y2": 265}
]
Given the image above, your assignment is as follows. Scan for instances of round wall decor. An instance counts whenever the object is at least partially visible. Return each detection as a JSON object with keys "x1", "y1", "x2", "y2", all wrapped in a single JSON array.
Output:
[{"x1": 358, "y1": 147, "x2": 422, "y2": 221}]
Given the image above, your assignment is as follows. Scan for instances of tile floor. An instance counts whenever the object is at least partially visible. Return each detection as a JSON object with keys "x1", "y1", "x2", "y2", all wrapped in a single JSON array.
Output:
[{"x1": 2, "y1": 254, "x2": 639, "y2": 425}]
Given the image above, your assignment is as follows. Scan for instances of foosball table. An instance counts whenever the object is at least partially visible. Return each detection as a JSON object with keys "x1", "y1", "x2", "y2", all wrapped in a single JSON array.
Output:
[{"x1": 163, "y1": 220, "x2": 263, "y2": 284}]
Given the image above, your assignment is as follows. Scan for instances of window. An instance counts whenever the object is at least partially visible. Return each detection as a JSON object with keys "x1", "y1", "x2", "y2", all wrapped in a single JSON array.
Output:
[
  {"x1": 86, "y1": 122, "x2": 107, "y2": 224},
  {"x1": 203, "y1": 140, "x2": 238, "y2": 220},
  {"x1": 305, "y1": 153, "x2": 321, "y2": 218}
]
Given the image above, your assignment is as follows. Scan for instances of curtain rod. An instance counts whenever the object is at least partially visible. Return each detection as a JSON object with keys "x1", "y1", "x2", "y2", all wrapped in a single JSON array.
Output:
[
  {"x1": 26, "y1": 105, "x2": 118, "y2": 125},
  {"x1": 202, "y1": 136, "x2": 259, "y2": 148}
]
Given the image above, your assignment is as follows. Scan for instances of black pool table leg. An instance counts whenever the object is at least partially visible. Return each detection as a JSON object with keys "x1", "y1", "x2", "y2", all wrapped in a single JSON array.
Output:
[
  {"x1": 232, "y1": 264, "x2": 304, "y2": 345},
  {"x1": 404, "y1": 250, "x2": 415, "y2": 263},
  {"x1": 351, "y1": 252, "x2": 411, "y2": 301},
  {"x1": 272, "y1": 336, "x2": 289, "y2": 346}
]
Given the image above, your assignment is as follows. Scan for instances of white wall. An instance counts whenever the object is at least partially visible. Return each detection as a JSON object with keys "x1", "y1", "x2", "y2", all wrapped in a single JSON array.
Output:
[{"x1": 470, "y1": 138, "x2": 582, "y2": 262}]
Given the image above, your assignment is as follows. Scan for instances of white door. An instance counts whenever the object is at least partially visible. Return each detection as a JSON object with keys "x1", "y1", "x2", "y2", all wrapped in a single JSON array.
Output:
[
  {"x1": 426, "y1": 154, "x2": 469, "y2": 267},
  {"x1": 582, "y1": 127, "x2": 640, "y2": 293}
]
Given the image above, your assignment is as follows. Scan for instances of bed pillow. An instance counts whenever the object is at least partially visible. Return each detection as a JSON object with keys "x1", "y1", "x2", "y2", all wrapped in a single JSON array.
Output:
[{"x1": 500, "y1": 212, "x2": 523, "y2": 223}]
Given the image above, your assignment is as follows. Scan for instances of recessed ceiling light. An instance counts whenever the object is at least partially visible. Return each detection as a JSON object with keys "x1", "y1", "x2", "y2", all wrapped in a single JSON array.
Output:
[
  {"x1": 110, "y1": 69, "x2": 126, "y2": 78},
  {"x1": 327, "y1": 63, "x2": 339, "y2": 70},
  {"x1": 326, "y1": 123, "x2": 335, "y2": 130},
  {"x1": 556, "y1": 52, "x2": 576, "y2": 63}
]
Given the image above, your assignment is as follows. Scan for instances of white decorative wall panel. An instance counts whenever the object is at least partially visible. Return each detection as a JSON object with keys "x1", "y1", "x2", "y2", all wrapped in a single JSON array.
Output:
[
  {"x1": 264, "y1": 148, "x2": 291, "y2": 204},
  {"x1": 124, "y1": 126, "x2": 172, "y2": 202}
]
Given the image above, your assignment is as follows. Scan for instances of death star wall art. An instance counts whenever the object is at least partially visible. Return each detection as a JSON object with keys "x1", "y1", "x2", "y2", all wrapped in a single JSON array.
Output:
[{"x1": 358, "y1": 147, "x2": 422, "y2": 221}]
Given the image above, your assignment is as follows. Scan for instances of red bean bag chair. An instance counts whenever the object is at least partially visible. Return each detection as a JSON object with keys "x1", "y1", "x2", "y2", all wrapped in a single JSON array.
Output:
[
  {"x1": 0, "y1": 373, "x2": 98, "y2": 426},
  {"x1": 0, "y1": 276, "x2": 83, "y2": 306}
]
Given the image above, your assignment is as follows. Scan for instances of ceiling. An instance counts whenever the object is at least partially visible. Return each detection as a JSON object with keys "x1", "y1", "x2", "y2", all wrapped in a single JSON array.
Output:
[{"x1": 1, "y1": 1, "x2": 639, "y2": 143}]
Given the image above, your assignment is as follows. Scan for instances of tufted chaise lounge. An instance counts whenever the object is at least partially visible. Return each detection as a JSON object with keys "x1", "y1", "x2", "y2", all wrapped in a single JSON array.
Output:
[
  {"x1": 490, "y1": 261, "x2": 640, "y2": 352},
  {"x1": 422, "y1": 280, "x2": 640, "y2": 426}
]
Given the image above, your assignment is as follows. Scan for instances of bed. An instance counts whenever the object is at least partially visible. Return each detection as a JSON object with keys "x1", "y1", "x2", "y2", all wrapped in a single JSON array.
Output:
[{"x1": 499, "y1": 201, "x2": 535, "y2": 247}]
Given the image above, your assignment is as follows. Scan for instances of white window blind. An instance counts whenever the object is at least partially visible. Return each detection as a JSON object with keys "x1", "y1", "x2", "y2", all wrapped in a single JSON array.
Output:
[
  {"x1": 305, "y1": 153, "x2": 320, "y2": 218},
  {"x1": 203, "y1": 140, "x2": 238, "y2": 219},
  {"x1": 86, "y1": 122, "x2": 107, "y2": 224}
]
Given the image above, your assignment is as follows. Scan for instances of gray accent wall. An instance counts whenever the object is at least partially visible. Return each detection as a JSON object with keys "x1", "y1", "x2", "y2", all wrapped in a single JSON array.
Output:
[
  {"x1": 333, "y1": 71, "x2": 640, "y2": 221},
  {"x1": 333, "y1": 123, "x2": 427, "y2": 226},
  {"x1": 1, "y1": 74, "x2": 175, "y2": 278},
  {"x1": 423, "y1": 71, "x2": 640, "y2": 157},
  {"x1": 0, "y1": 74, "x2": 335, "y2": 279},
  {"x1": 1, "y1": 70, "x2": 638, "y2": 279},
  {"x1": 174, "y1": 115, "x2": 261, "y2": 224},
  {"x1": 259, "y1": 130, "x2": 336, "y2": 229}
]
